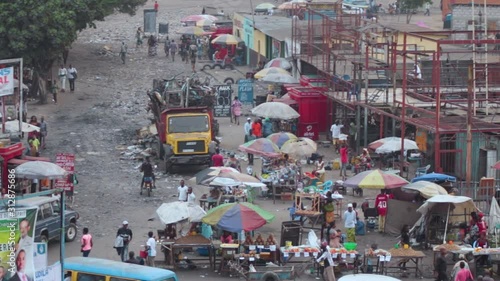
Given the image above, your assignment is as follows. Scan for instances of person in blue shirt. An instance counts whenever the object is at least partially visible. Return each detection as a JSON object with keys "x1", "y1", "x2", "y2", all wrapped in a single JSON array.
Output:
[{"x1": 262, "y1": 118, "x2": 273, "y2": 137}]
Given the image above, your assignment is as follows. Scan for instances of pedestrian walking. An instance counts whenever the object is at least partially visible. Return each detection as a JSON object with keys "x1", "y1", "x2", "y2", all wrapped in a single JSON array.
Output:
[
  {"x1": 316, "y1": 243, "x2": 336, "y2": 281},
  {"x1": 67, "y1": 64, "x2": 77, "y2": 92},
  {"x1": 424, "y1": 2, "x2": 431, "y2": 16},
  {"x1": 178, "y1": 180, "x2": 188, "y2": 202},
  {"x1": 344, "y1": 203, "x2": 357, "y2": 242},
  {"x1": 120, "y1": 42, "x2": 128, "y2": 64},
  {"x1": 189, "y1": 44, "x2": 197, "y2": 72},
  {"x1": 146, "y1": 231, "x2": 156, "y2": 267},
  {"x1": 231, "y1": 96, "x2": 242, "y2": 125},
  {"x1": 40, "y1": 116, "x2": 47, "y2": 149},
  {"x1": 81, "y1": 227, "x2": 93, "y2": 257},
  {"x1": 339, "y1": 144, "x2": 349, "y2": 179},
  {"x1": 154, "y1": 0, "x2": 159, "y2": 12},
  {"x1": 58, "y1": 65, "x2": 67, "y2": 92},
  {"x1": 164, "y1": 36, "x2": 170, "y2": 57},
  {"x1": 169, "y1": 40, "x2": 178, "y2": 62},
  {"x1": 211, "y1": 149, "x2": 224, "y2": 167},
  {"x1": 136, "y1": 27, "x2": 143, "y2": 48},
  {"x1": 375, "y1": 189, "x2": 389, "y2": 232},
  {"x1": 49, "y1": 80, "x2": 58, "y2": 104},
  {"x1": 116, "y1": 221, "x2": 133, "y2": 262},
  {"x1": 434, "y1": 247, "x2": 448, "y2": 281},
  {"x1": 244, "y1": 117, "x2": 252, "y2": 142}
]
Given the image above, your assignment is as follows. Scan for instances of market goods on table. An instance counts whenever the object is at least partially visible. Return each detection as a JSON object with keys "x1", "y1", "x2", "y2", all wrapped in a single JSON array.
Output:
[
  {"x1": 295, "y1": 210, "x2": 322, "y2": 215},
  {"x1": 473, "y1": 247, "x2": 500, "y2": 255},
  {"x1": 365, "y1": 248, "x2": 390, "y2": 257},
  {"x1": 432, "y1": 243, "x2": 461, "y2": 252},
  {"x1": 175, "y1": 235, "x2": 211, "y2": 244},
  {"x1": 389, "y1": 247, "x2": 425, "y2": 257},
  {"x1": 330, "y1": 248, "x2": 358, "y2": 255},
  {"x1": 283, "y1": 246, "x2": 320, "y2": 253}
]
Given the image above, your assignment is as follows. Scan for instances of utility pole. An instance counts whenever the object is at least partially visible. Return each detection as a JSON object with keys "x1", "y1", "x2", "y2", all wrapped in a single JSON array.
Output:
[{"x1": 466, "y1": 65, "x2": 473, "y2": 188}]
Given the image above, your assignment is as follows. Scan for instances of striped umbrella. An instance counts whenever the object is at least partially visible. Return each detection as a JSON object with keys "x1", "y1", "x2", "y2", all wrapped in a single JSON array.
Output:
[
  {"x1": 343, "y1": 169, "x2": 409, "y2": 189},
  {"x1": 211, "y1": 34, "x2": 243, "y2": 45},
  {"x1": 267, "y1": 132, "x2": 298, "y2": 148},
  {"x1": 181, "y1": 14, "x2": 218, "y2": 23},
  {"x1": 176, "y1": 26, "x2": 212, "y2": 36},
  {"x1": 202, "y1": 202, "x2": 275, "y2": 232},
  {"x1": 239, "y1": 138, "x2": 281, "y2": 158},
  {"x1": 254, "y1": 67, "x2": 291, "y2": 79},
  {"x1": 264, "y1": 58, "x2": 292, "y2": 69}
]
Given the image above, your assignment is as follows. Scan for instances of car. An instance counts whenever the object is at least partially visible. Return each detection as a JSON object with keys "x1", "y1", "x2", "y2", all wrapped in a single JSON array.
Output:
[{"x1": 13, "y1": 195, "x2": 79, "y2": 243}]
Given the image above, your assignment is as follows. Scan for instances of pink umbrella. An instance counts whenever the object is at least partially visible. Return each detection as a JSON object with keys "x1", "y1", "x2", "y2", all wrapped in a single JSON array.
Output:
[
  {"x1": 416, "y1": 21, "x2": 429, "y2": 28},
  {"x1": 181, "y1": 15, "x2": 218, "y2": 23}
]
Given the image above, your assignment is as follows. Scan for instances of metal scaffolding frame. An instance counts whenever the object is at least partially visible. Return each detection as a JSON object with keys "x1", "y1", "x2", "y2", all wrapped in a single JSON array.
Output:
[{"x1": 292, "y1": 7, "x2": 500, "y2": 184}]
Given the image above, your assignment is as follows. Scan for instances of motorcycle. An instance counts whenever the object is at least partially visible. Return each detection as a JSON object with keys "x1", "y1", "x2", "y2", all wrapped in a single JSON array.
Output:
[{"x1": 141, "y1": 176, "x2": 153, "y2": 197}]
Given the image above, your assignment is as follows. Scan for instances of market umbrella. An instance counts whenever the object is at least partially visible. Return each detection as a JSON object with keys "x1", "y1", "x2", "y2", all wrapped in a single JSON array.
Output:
[
  {"x1": 15, "y1": 161, "x2": 68, "y2": 180},
  {"x1": 260, "y1": 73, "x2": 299, "y2": 84},
  {"x1": 417, "y1": 195, "x2": 477, "y2": 243},
  {"x1": 402, "y1": 181, "x2": 448, "y2": 199},
  {"x1": 189, "y1": 166, "x2": 240, "y2": 185},
  {"x1": 217, "y1": 171, "x2": 261, "y2": 183},
  {"x1": 2, "y1": 120, "x2": 40, "y2": 133},
  {"x1": 176, "y1": 26, "x2": 212, "y2": 36},
  {"x1": 368, "y1": 137, "x2": 419, "y2": 154},
  {"x1": 281, "y1": 137, "x2": 317, "y2": 158},
  {"x1": 254, "y1": 67, "x2": 291, "y2": 79},
  {"x1": 209, "y1": 177, "x2": 267, "y2": 188},
  {"x1": 264, "y1": 58, "x2": 292, "y2": 69},
  {"x1": 239, "y1": 138, "x2": 281, "y2": 158},
  {"x1": 202, "y1": 202, "x2": 275, "y2": 232},
  {"x1": 156, "y1": 202, "x2": 206, "y2": 225},
  {"x1": 278, "y1": 0, "x2": 307, "y2": 10},
  {"x1": 211, "y1": 34, "x2": 243, "y2": 45},
  {"x1": 196, "y1": 19, "x2": 214, "y2": 27},
  {"x1": 267, "y1": 132, "x2": 298, "y2": 148},
  {"x1": 492, "y1": 160, "x2": 500, "y2": 170},
  {"x1": 343, "y1": 169, "x2": 409, "y2": 189},
  {"x1": 411, "y1": 172, "x2": 456, "y2": 183},
  {"x1": 181, "y1": 14, "x2": 218, "y2": 23},
  {"x1": 255, "y1": 2, "x2": 276, "y2": 12},
  {"x1": 251, "y1": 102, "x2": 300, "y2": 120}
]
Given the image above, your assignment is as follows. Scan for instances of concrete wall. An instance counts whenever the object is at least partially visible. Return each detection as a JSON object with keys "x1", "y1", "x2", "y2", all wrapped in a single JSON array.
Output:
[{"x1": 452, "y1": 5, "x2": 500, "y2": 40}]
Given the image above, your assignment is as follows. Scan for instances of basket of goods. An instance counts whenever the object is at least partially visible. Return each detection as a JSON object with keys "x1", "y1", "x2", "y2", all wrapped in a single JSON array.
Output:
[
  {"x1": 433, "y1": 243, "x2": 461, "y2": 252},
  {"x1": 265, "y1": 234, "x2": 277, "y2": 247},
  {"x1": 255, "y1": 234, "x2": 265, "y2": 246},
  {"x1": 389, "y1": 247, "x2": 425, "y2": 257},
  {"x1": 244, "y1": 235, "x2": 254, "y2": 246}
]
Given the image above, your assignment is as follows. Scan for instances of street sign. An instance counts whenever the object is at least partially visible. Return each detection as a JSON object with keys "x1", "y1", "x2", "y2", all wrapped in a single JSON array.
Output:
[
  {"x1": 237, "y1": 79, "x2": 254, "y2": 104},
  {"x1": 214, "y1": 84, "x2": 232, "y2": 117}
]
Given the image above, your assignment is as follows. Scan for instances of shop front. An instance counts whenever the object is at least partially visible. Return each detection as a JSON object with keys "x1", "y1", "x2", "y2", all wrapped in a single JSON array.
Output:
[{"x1": 288, "y1": 87, "x2": 329, "y2": 140}]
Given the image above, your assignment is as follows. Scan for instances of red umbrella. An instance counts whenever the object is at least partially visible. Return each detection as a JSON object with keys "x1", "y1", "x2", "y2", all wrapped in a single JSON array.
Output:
[
  {"x1": 181, "y1": 15, "x2": 218, "y2": 23},
  {"x1": 492, "y1": 161, "x2": 500, "y2": 170}
]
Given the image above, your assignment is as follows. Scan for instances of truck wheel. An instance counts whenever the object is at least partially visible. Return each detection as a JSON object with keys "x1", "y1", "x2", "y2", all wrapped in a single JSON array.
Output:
[
  {"x1": 65, "y1": 223, "x2": 77, "y2": 242},
  {"x1": 224, "y1": 77, "x2": 234, "y2": 84},
  {"x1": 261, "y1": 272, "x2": 280, "y2": 281},
  {"x1": 213, "y1": 64, "x2": 223, "y2": 70},
  {"x1": 202, "y1": 64, "x2": 212, "y2": 70},
  {"x1": 224, "y1": 64, "x2": 235, "y2": 70}
]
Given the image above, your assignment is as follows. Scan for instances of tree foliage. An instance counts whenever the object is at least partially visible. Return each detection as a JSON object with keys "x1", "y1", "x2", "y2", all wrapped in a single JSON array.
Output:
[
  {"x1": 0, "y1": 0, "x2": 146, "y2": 102},
  {"x1": 398, "y1": 0, "x2": 432, "y2": 24}
]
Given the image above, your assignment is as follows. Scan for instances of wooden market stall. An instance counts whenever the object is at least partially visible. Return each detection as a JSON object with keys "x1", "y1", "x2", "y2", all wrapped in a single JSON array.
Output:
[{"x1": 168, "y1": 235, "x2": 214, "y2": 270}]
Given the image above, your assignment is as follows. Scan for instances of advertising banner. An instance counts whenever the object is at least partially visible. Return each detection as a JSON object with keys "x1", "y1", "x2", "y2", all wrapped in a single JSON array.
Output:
[
  {"x1": 237, "y1": 79, "x2": 254, "y2": 105},
  {"x1": 33, "y1": 243, "x2": 47, "y2": 271},
  {"x1": 54, "y1": 153, "x2": 75, "y2": 191},
  {"x1": 34, "y1": 262, "x2": 61, "y2": 281},
  {"x1": 0, "y1": 207, "x2": 38, "y2": 280},
  {"x1": 0, "y1": 67, "x2": 14, "y2": 97},
  {"x1": 214, "y1": 84, "x2": 232, "y2": 117}
]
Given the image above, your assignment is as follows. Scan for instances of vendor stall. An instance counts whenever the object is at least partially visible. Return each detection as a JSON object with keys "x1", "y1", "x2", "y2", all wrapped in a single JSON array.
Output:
[
  {"x1": 384, "y1": 247, "x2": 425, "y2": 277},
  {"x1": 169, "y1": 235, "x2": 215, "y2": 269}
]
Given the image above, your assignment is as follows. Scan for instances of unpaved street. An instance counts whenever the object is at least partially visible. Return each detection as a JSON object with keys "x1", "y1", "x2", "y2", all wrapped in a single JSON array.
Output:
[{"x1": 24, "y1": 0, "x2": 444, "y2": 280}]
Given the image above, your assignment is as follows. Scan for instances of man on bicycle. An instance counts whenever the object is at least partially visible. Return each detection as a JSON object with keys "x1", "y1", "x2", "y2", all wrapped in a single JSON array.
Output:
[{"x1": 140, "y1": 157, "x2": 155, "y2": 189}]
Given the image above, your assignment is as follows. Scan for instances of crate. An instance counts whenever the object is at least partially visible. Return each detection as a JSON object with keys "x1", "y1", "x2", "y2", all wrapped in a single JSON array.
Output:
[{"x1": 281, "y1": 192, "x2": 293, "y2": 201}]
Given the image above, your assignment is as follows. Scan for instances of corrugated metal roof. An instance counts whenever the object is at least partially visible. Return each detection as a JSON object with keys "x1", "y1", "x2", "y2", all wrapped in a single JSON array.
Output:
[{"x1": 239, "y1": 14, "x2": 293, "y2": 41}]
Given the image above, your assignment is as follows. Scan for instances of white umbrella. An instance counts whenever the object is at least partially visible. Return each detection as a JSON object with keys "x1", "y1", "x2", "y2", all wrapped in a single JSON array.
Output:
[
  {"x1": 2, "y1": 120, "x2": 40, "y2": 133},
  {"x1": 281, "y1": 137, "x2": 318, "y2": 158},
  {"x1": 369, "y1": 137, "x2": 419, "y2": 154},
  {"x1": 260, "y1": 73, "x2": 299, "y2": 84},
  {"x1": 488, "y1": 196, "x2": 500, "y2": 235},
  {"x1": 417, "y1": 195, "x2": 477, "y2": 244},
  {"x1": 251, "y1": 102, "x2": 300, "y2": 120},
  {"x1": 15, "y1": 161, "x2": 68, "y2": 180},
  {"x1": 156, "y1": 202, "x2": 207, "y2": 225},
  {"x1": 402, "y1": 181, "x2": 448, "y2": 199},
  {"x1": 264, "y1": 58, "x2": 292, "y2": 69},
  {"x1": 209, "y1": 177, "x2": 267, "y2": 188}
]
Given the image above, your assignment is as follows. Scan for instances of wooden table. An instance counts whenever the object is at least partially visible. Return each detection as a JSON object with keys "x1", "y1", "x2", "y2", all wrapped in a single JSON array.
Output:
[
  {"x1": 383, "y1": 253, "x2": 425, "y2": 277},
  {"x1": 199, "y1": 197, "x2": 218, "y2": 210}
]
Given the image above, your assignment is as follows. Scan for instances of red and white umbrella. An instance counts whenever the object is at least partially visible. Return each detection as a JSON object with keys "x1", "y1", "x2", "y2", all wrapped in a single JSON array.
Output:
[
  {"x1": 368, "y1": 137, "x2": 418, "y2": 154},
  {"x1": 264, "y1": 58, "x2": 292, "y2": 69},
  {"x1": 181, "y1": 15, "x2": 218, "y2": 23}
]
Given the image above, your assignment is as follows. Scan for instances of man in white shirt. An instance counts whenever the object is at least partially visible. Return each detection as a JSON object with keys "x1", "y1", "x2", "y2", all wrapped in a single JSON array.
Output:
[
  {"x1": 58, "y1": 65, "x2": 67, "y2": 92},
  {"x1": 330, "y1": 121, "x2": 344, "y2": 150},
  {"x1": 244, "y1": 118, "x2": 252, "y2": 142},
  {"x1": 146, "y1": 231, "x2": 156, "y2": 267},
  {"x1": 343, "y1": 203, "x2": 357, "y2": 243},
  {"x1": 178, "y1": 180, "x2": 188, "y2": 202},
  {"x1": 187, "y1": 187, "x2": 196, "y2": 204}
]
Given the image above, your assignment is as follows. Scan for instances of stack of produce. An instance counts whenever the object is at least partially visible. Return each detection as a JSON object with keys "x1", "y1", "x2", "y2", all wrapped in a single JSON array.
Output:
[
  {"x1": 254, "y1": 234, "x2": 265, "y2": 246},
  {"x1": 265, "y1": 234, "x2": 277, "y2": 247}
]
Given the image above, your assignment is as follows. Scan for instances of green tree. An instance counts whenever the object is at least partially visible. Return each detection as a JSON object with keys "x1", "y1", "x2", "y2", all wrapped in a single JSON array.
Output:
[
  {"x1": 398, "y1": 0, "x2": 432, "y2": 24},
  {"x1": 0, "y1": 0, "x2": 146, "y2": 103}
]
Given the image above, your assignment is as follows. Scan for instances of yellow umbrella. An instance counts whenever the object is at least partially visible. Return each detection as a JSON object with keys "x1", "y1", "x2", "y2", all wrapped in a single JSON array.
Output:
[
  {"x1": 211, "y1": 34, "x2": 243, "y2": 45},
  {"x1": 176, "y1": 26, "x2": 212, "y2": 36},
  {"x1": 254, "y1": 67, "x2": 291, "y2": 79},
  {"x1": 196, "y1": 19, "x2": 214, "y2": 27}
]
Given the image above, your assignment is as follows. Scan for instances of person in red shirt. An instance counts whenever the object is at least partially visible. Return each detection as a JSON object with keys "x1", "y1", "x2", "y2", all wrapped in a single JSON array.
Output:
[
  {"x1": 477, "y1": 212, "x2": 488, "y2": 233},
  {"x1": 251, "y1": 119, "x2": 262, "y2": 138},
  {"x1": 211, "y1": 149, "x2": 224, "y2": 167},
  {"x1": 375, "y1": 189, "x2": 389, "y2": 233},
  {"x1": 154, "y1": 1, "x2": 159, "y2": 12},
  {"x1": 339, "y1": 144, "x2": 349, "y2": 180}
]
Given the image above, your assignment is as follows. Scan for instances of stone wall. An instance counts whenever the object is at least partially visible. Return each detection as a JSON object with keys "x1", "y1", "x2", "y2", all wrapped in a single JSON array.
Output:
[{"x1": 451, "y1": 5, "x2": 500, "y2": 40}]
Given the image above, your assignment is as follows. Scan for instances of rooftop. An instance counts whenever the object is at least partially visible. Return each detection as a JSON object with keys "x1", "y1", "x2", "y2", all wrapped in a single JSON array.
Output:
[{"x1": 237, "y1": 13, "x2": 293, "y2": 41}]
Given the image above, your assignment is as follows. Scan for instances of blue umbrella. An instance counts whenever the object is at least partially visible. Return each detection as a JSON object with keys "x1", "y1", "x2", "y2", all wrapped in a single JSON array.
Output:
[{"x1": 411, "y1": 172, "x2": 456, "y2": 183}]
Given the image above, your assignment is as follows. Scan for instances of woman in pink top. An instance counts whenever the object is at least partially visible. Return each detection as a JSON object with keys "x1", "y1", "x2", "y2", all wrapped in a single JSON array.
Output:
[
  {"x1": 231, "y1": 96, "x2": 242, "y2": 125},
  {"x1": 455, "y1": 261, "x2": 474, "y2": 281},
  {"x1": 81, "y1": 227, "x2": 93, "y2": 257}
]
